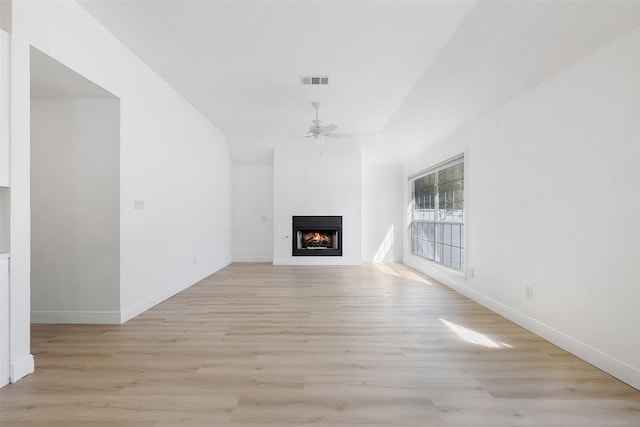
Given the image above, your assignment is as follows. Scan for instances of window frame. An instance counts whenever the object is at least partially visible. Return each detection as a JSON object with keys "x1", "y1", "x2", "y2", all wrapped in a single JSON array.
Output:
[{"x1": 409, "y1": 155, "x2": 464, "y2": 271}]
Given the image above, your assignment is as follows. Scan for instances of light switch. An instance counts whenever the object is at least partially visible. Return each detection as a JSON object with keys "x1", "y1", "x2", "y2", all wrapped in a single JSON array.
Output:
[{"x1": 134, "y1": 200, "x2": 144, "y2": 210}]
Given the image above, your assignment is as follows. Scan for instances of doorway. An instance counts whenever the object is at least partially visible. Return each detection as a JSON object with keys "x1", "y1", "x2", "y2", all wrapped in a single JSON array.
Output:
[{"x1": 30, "y1": 48, "x2": 120, "y2": 324}]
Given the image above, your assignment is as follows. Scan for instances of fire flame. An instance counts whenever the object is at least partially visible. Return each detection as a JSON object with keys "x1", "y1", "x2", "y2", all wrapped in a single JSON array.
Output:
[{"x1": 303, "y1": 231, "x2": 330, "y2": 246}]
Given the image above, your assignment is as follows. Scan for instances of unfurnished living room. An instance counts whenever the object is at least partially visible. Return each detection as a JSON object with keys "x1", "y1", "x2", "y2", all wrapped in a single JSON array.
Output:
[{"x1": 0, "y1": 0, "x2": 639, "y2": 425}]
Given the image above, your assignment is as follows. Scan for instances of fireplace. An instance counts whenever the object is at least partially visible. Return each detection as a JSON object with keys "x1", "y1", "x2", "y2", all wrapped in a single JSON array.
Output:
[{"x1": 292, "y1": 216, "x2": 342, "y2": 256}]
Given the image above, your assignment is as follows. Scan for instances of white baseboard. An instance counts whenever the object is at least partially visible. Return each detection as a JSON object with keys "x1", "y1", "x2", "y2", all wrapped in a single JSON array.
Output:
[
  {"x1": 232, "y1": 256, "x2": 273, "y2": 262},
  {"x1": 11, "y1": 354, "x2": 34, "y2": 383},
  {"x1": 31, "y1": 310, "x2": 121, "y2": 324},
  {"x1": 405, "y1": 258, "x2": 640, "y2": 391},
  {"x1": 120, "y1": 259, "x2": 231, "y2": 323}
]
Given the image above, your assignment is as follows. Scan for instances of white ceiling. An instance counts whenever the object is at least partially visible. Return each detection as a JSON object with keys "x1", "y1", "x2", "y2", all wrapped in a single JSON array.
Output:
[{"x1": 75, "y1": 0, "x2": 640, "y2": 165}]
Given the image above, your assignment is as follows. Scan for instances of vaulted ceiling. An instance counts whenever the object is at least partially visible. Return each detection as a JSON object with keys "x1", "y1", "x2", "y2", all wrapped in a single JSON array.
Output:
[{"x1": 77, "y1": 0, "x2": 640, "y2": 165}]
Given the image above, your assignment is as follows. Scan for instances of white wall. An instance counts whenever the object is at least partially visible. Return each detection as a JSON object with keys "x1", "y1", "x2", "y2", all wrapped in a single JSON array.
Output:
[
  {"x1": 0, "y1": 28, "x2": 10, "y2": 387},
  {"x1": 7, "y1": 0, "x2": 232, "y2": 382},
  {"x1": 30, "y1": 98, "x2": 120, "y2": 323},
  {"x1": 403, "y1": 25, "x2": 640, "y2": 389},
  {"x1": 273, "y1": 142, "x2": 361, "y2": 265},
  {"x1": 232, "y1": 165, "x2": 273, "y2": 262},
  {"x1": 361, "y1": 164, "x2": 403, "y2": 263}
]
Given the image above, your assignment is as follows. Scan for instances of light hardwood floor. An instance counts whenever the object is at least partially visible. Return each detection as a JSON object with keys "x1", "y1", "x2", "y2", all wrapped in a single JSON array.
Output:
[{"x1": 1, "y1": 263, "x2": 638, "y2": 426}]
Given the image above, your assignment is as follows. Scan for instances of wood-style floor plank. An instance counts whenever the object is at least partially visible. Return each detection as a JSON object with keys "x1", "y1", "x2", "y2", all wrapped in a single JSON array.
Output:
[{"x1": 1, "y1": 263, "x2": 638, "y2": 426}]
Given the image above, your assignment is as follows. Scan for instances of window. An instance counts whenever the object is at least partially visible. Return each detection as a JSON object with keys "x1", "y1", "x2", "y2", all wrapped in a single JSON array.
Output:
[{"x1": 410, "y1": 157, "x2": 464, "y2": 271}]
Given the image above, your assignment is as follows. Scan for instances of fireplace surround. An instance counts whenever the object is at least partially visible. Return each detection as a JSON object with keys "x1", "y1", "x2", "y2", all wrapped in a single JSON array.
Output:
[{"x1": 292, "y1": 216, "x2": 342, "y2": 256}]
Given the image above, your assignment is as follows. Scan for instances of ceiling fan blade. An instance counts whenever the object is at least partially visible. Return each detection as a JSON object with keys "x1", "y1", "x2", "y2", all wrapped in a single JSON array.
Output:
[{"x1": 319, "y1": 124, "x2": 338, "y2": 133}]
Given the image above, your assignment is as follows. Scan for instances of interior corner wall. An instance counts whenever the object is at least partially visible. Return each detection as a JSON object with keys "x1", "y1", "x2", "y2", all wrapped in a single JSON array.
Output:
[
  {"x1": 30, "y1": 98, "x2": 120, "y2": 323},
  {"x1": 361, "y1": 164, "x2": 403, "y2": 263},
  {"x1": 402, "y1": 25, "x2": 640, "y2": 389},
  {"x1": 232, "y1": 164, "x2": 274, "y2": 262},
  {"x1": 7, "y1": 0, "x2": 232, "y2": 381},
  {"x1": 273, "y1": 142, "x2": 362, "y2": 265},
  {"x1": 239, "y1": 161, "x2": 401, "y2": 265}
]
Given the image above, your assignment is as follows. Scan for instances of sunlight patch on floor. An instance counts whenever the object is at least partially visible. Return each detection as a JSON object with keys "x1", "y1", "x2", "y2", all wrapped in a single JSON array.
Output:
[
  {"x1": 440, "y1": 318, "x2": 512, "y2": 349},
  {"x1": 373, "y1": 263, "x2": 433, "y2": 285}
]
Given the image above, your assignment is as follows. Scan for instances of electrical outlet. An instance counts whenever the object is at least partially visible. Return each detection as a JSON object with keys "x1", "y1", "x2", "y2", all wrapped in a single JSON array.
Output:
[{"x1": 525, "y1": 286, "x2": 534, "y2": 300}]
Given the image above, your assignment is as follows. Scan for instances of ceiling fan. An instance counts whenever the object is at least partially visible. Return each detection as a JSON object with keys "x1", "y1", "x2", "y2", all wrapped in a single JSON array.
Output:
[{"x1": 305, "y1": 102, "x2": 349, "y2": 141}]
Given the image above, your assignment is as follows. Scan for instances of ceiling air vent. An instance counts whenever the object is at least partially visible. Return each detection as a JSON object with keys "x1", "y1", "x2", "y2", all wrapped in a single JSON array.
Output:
[{"x1": 301, "y1": 75, "x2": 329, "y2": 85}]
